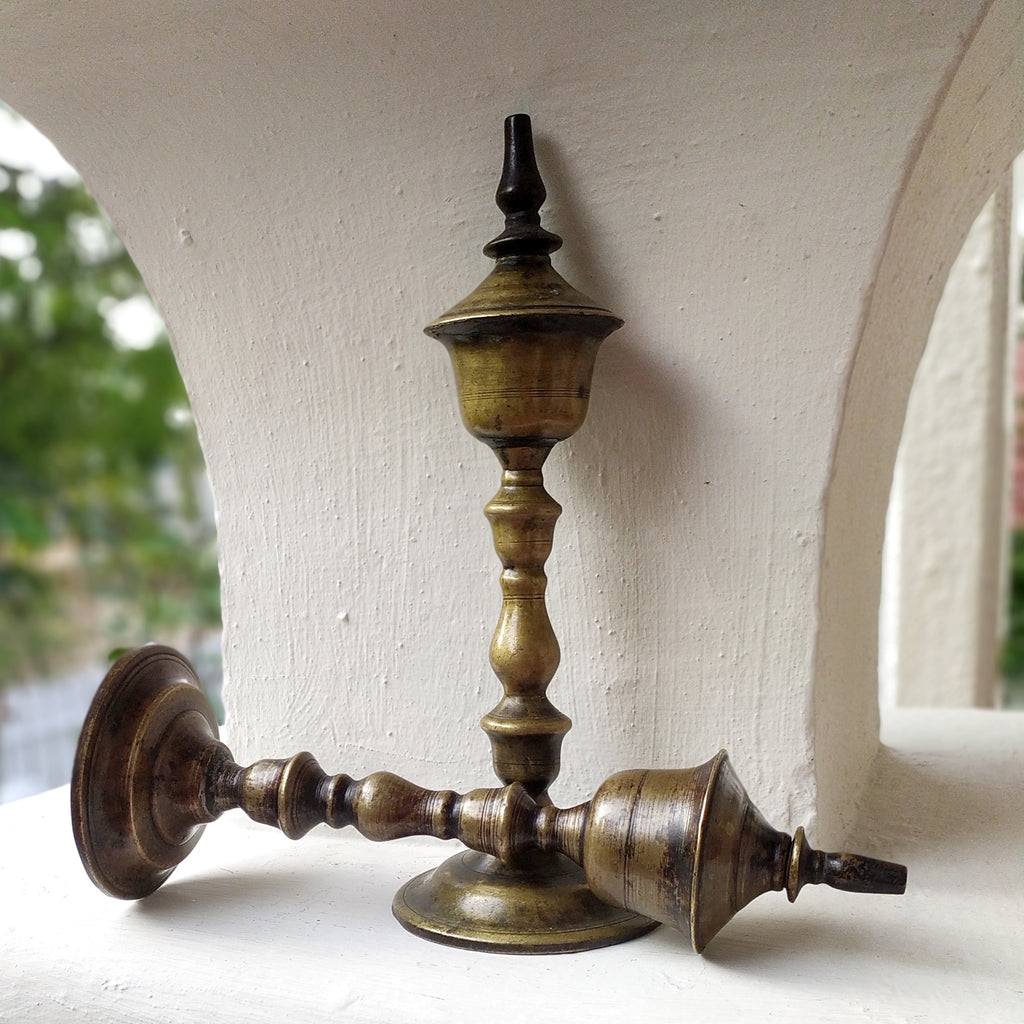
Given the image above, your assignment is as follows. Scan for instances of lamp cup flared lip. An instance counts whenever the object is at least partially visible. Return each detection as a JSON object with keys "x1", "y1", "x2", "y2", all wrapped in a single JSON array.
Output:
[{"x1": 688, "y1": 748, "x2": 730, "y2": 953}]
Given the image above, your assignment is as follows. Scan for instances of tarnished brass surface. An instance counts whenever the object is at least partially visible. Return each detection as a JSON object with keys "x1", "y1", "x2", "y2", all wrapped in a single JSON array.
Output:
[
  {"x1": 572, "y1": 755, "x2": 906, "y2": 952},
  {"x1": 70, "y1": 645, "x2": 223, "y2": 899},
  {"x1": 400, "y1": 112, "x2": 644, "y2": 949},
  {"x1": 395, "y1": 852, "x2": 656, "y2": 954},
  {"x1": 71, "y1": 113, "x2": 908, "y2": 958},
  {"x1": 70, "y1": 646, "x2": 905, "y2": 951},
  {"x1": 582, "y1": 756, "x2": 801, "y2": 953}
]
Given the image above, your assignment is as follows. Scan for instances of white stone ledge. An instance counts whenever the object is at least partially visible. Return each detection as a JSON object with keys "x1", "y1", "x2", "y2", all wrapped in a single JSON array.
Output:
[{"x1": 2, "y1": 709, "x2": 1021, "y2": 1023}]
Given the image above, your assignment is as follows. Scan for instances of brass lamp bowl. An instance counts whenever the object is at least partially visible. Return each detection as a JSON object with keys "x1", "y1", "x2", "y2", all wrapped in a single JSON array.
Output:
[
  {"x1": 580, "y1": 755, "x2": 903, "y2": 952},
  {"x1": 425, "y1": 114, "x2": 621, "y2": 454},
  {"x1": 427, "y1": 269, "x2": 621, "y2": 451}
]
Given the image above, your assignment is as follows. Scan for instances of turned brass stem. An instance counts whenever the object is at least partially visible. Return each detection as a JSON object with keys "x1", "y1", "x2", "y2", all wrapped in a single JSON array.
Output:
[
  {"x1": 209, "y1": 750, "x2": 557, "y2": 866},
  {"x1": 223, "y1": 754, "x2": 907, "y2": 916},
  {"x1": 483, "y1": 462, "x2": 568, "y2": 799}
]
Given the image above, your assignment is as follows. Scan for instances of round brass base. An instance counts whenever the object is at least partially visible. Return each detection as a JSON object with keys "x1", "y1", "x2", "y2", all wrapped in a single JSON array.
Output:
[
  {"x1": 71, "y1": 645, "x2": 219, "y2": 899},
  {"x1": 393, "y1": 849, "x2": 658, "y2": 954}
]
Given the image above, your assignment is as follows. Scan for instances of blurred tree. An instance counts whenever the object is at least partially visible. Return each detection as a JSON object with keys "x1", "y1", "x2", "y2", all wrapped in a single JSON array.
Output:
[
  {"x1": 1001, "y1": 532, "x2": 1024, "y2": 678},
  {"x1": 0, "y1": 133, "x2": 219, "y2": 688}
]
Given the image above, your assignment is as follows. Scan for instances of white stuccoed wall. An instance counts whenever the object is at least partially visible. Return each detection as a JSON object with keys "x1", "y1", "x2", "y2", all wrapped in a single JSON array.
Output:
[{"x1": 2, "y1": 1, "x2": 1021, "y2": 841}]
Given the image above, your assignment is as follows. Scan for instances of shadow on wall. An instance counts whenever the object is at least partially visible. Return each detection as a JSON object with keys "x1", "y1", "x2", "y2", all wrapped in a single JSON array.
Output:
[{"x1": 536, "y1": 131, "x2": 751, "y2": 770}]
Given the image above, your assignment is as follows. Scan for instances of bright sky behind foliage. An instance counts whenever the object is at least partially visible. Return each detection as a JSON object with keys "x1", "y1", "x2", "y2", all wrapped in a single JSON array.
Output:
[
  {"x1": 0, "y1": 105, "x2": 77, "y2": 183},
  {"x1": 0, "y1": 103, "x2": 165, "y2": 350}
]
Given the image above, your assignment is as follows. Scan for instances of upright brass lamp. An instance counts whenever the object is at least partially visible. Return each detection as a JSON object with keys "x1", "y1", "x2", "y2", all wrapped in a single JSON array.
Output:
[{"x1": 71, "y1": 115, "x2": 906, "y2": 955}]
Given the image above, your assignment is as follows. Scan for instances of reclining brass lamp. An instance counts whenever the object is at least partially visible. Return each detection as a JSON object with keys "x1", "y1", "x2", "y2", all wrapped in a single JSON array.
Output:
[{"x1": 71, "y1": 114, "x2": 906, "y2": 955}]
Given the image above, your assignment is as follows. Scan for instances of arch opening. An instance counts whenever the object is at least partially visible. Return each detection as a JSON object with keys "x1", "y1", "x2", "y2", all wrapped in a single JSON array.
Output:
[
  {"x1": 879, "y1": 161, "x2": 1023, "y2": 710},
  {"x1": 0, "y1": 103, "x2": 221, "y2": 803},
  {"x1": 813, "y1": 0, "x2": 1023, "y2": 839}
]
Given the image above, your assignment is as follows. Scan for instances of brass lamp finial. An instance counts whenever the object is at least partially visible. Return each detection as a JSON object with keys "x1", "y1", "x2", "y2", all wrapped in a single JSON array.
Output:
[
  {"x1": 483, "y1": 113, "x2": 562, "y2": 258},
  {"x1": 426, "y1": 113, "x2": 619, "y2": 351}
]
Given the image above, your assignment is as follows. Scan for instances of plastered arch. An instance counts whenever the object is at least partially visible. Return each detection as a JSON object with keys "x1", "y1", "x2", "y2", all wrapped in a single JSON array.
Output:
[
  {"x1": 1, "y1": 1, "x2": 1011, "y2": 835},
  {"x1": 814, "y1": 0, "x2": 1024, "y2": 836}
]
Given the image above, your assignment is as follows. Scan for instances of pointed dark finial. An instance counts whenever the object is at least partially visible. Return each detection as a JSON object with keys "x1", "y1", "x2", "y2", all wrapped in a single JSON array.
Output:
[
  {"x1": 495, "y1": 114, "x2": 546, "y2": 220},
  {"x1": 483, "y1": 114, "x2": 563, "y2": 260},
  {"x1": 786, "y1": 826, "x2": 908, "y2": 903}
]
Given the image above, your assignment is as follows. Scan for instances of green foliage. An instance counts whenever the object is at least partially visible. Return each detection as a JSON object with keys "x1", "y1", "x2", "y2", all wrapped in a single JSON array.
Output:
[
  {"x1": 0, "y1": 145, "x2": 219, "y2": 686},
  {"x1": 1001, "y1": 530, "x2": 1024, "y2": 681}
]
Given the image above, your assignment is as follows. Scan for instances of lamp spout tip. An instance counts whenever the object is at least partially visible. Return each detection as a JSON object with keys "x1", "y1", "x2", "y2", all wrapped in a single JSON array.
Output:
[{"x1": 787, "y1": 825, "x2": 908, "y2": 902}]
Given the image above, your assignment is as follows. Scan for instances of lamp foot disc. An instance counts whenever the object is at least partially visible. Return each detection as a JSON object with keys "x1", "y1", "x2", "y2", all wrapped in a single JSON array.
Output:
[
  {"x1": 71, "y1": 644, "x2": 218, "y2": 900},
  {"x1": 393, "y1": 849, "x2": 658, "y2": 954}
]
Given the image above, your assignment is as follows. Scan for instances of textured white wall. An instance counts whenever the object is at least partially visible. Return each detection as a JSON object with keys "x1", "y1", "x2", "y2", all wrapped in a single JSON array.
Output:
[{"x1": 3, "y1": 1, "x2": 1021, "y2": 840}]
